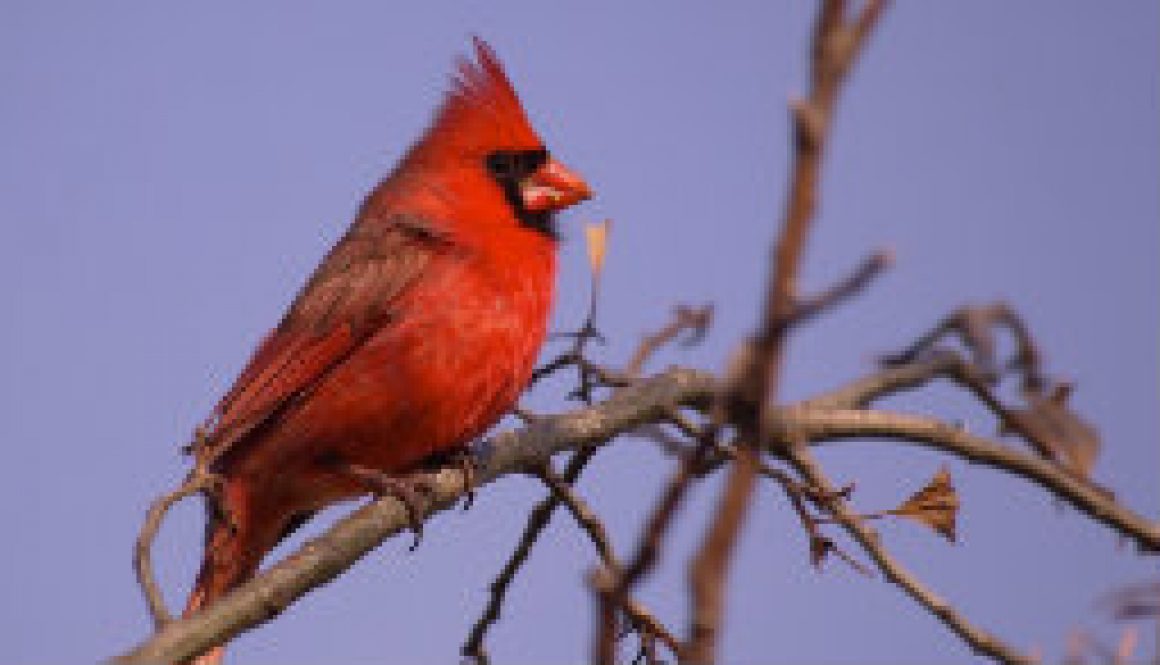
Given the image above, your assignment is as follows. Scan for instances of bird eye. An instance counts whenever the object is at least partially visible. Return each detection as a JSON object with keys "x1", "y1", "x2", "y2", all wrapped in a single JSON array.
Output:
[
  {"x1": 486, "y1": 149, "x2": 549, "y2": 180},
  {"x1": 486, "y1": 152, "x2": 515, "y2": 178}
]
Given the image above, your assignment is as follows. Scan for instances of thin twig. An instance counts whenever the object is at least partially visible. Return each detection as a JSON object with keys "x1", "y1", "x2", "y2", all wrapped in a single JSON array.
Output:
[
  {"x1": 598, "y1": 431, "x2": 716, "y2": 665},
  {"x1": 590, "y1": 569, "x2": 683, "y2": 659},
  {"x1": 467, "y1": 305, "x2": 714, "y2": 662},
  {"x1": 112, "y1": 365, "x2": 1159, "y2": 663},
  {"x1": 538, "y1": 464, "x2": 618, "y2": 569},
  {"x1": 460, "y1": 447, "x2": 599, "y2": 663},
  {"x1": 115, "y1": 369, "x2": 715, "y2": 665},
  {"x1": 686, "y1": 442, "x2": 759, "y2": 662},
  {"x1": 537, "y1": 466, "x2": 682, "y2": 659},
  {"x1": 802, "y1": 350, "x2": 965, "y2": 410},
  {"x1": 753, "y1": 454, "x2": 872, "y2": 574},
  {"x1": 531, "y1": 240, "x2": 618, "y2": 403},
  {"x1": 789, "y1": 250, "x2": 892, "y2": 327},
  {"x1": 882, "y1": 303, "x2": 1044, "y2": 391},
  {"x1": 805, "y1": 349, "x2": 1108, "y2": 489},
  {"x1": 133, "y1": 473, "x2": 214, "y2": 628},
  {"x1": 773, "y1": 407, "x2": 1160, "y2": 553},
  {"x1": 784, "y1": 445, "x2": 1034, "y2": 664},
  {"x1": 625, "y1": 305, "x2": 714, "y2": 378}
]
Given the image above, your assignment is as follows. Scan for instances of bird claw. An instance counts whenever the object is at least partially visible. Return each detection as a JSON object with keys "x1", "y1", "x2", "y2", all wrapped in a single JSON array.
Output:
[
  {"x1": 448, "y1": 448, "x2": 478, "y2": 511},
  {"x1": 337, "y1": 463, "x2": 433, "y2": 551},
  {"x1": 417, "y1": 445, "x2": 479, "y2": 511},
  {"x1": 382, "y1": 478, "x2": 430, "y2": 552}
]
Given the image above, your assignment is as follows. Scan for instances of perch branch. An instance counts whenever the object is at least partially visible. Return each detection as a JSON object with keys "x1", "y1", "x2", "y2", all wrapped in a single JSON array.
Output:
[
  {"x1": 115, "y1": 368, "x2": 715, "y2": 665},
  {"x1": 112, "y1": 364, "x2": 1158, "y2": 664}
]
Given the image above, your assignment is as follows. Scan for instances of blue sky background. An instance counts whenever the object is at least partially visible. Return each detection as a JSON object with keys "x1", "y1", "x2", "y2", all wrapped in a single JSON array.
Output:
[{"x1": 2, "y1": 2, "x2": 1156, "y2": 663}]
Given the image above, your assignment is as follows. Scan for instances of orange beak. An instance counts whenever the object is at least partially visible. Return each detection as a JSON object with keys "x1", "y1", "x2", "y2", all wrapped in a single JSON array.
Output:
[{"x1": 520, "y1": 158, "x2": 592, "y2": 213}]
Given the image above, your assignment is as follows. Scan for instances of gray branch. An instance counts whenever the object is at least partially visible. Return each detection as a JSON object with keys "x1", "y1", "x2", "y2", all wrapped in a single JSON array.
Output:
[
  {"x1": 113, "y1": 368, "x2": 714, "y2": 665},
  {"x1": 778, "y1": 407, "x2": 1160, "y2": 553},
  {"x1": 112, "y1": 365, "x2": 1157, "y2": 664}
]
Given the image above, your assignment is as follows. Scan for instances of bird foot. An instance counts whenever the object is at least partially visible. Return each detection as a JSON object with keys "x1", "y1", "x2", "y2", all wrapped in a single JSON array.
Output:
[
  {"x1": 337, "y1": 463, "x2": 434, "y2": 551},
  {"x1": 447, "y1": 447, "x2": 478, "y2": 511},
  {"x1": 417, "y1": 446, "x2": 479, "y2": 511}
]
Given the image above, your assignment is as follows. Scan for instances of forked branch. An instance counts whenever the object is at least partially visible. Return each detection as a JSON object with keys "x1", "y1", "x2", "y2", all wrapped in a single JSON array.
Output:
[{"x1": 686, "y1": 1, "x2": 890, "y2": 662}]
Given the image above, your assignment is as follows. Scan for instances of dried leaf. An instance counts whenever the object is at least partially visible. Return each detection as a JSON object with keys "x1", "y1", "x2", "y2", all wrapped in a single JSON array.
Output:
[
  {"x1": 889, "y1": 466, "x2": 959, "y2": 542},
  {"x1": 960, "y1": 306, "x2": 1000, "y2": 381},
  {"x1": 584, "y1": 219, "x2": 610, "y2": 275},
  {"x1": 1006, "y1": 382, "x2": 1101, "y2": 479}
]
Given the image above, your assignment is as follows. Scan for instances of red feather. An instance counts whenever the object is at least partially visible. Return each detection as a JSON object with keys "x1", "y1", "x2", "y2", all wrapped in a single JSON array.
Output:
[{"x1": 182, "y1": 39, "x2": 589, "y2": 664}]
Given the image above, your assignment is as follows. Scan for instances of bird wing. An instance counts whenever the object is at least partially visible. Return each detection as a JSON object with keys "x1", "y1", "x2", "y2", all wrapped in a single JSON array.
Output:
[{"x1": 199, "y1": 215, "x2": 449, "y2": 466}]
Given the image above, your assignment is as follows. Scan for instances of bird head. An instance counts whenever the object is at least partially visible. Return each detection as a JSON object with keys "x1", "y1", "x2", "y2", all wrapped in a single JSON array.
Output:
[{"x1": 402, "y1": 37, "x2": 591, "y2": 238}]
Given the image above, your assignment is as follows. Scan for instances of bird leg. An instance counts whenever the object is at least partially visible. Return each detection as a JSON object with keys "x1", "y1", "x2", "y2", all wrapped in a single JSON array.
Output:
[
  {"x1": 417, "y1": 445, "x2": 479, "y2": 511},
  {"x1": 449, "y1": 447, "x2": 477, "y2": 511},
  {"x1": 203, "y1": 473, "x2": 241, "y2": 535},
  {"x1": 334, "y1": 462, "x2": 434, "y2": 551}
]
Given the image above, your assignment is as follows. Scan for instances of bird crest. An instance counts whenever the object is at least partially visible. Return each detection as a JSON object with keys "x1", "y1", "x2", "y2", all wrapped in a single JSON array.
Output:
[{"x1": 418, "y1": 37, "x2": 544, "y2": 159}]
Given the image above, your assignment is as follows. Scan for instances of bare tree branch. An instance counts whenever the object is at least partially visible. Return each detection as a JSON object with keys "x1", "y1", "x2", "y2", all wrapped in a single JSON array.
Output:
[
  {"x1": 624, "y1": 305, "x2": 714, "y2": 379},
  {"x1": 776, "y1": 408, "x2": 1160, "y2": 553},
  {"x1": 460, "y1": 447, "x2": 599, "y2": 665},
  {"x1": 598, "y1": 428, "x2": 712, "y2": 665},
  {"x1": 537, "y1": 466, "x2": 681, "y2": 659},
  {"x1": 113, "y1": 360, "x2": 1158, "y2": 664},
  {"x1": 464, "y1": 304, "x2": 714, "y2": 663},
  {"x1": 784, "y1": 445, "x2": 1035, "y2": 665},
  {"x1": 789, "y1": 250, "x2": 893, "y2": 328},
  {"x1": 133, "y1": 472, "x2": 212, "y2": 628},
  {"x1": 589, "y1": 569, "x2": 681, "y2": 661},
  {"x1": 114, "y1": 369, "x2": 714, "y2": 665},
  {"x1": 686, "y1": 2, "x2": 890, "y2": 661},
  {"x1": 883, "y1": 302, "x2": 1045, "y2": 391},
  {"x1": 117, "y1": 3, "x2": 1153, "y2": 663},
  {"x1": 538, "y1": 464, "x2": 619, "y2": 571}
]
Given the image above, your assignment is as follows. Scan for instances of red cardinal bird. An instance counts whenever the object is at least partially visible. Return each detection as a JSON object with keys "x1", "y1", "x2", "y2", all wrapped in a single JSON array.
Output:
[{"x1": 181, "y1": 38, "x2": 590, "y2": 664}]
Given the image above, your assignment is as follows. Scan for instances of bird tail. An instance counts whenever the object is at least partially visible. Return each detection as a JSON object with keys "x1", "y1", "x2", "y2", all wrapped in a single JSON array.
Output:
[{"x1": 182, "y1": 483, "x2": 270, "y2": 665}]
